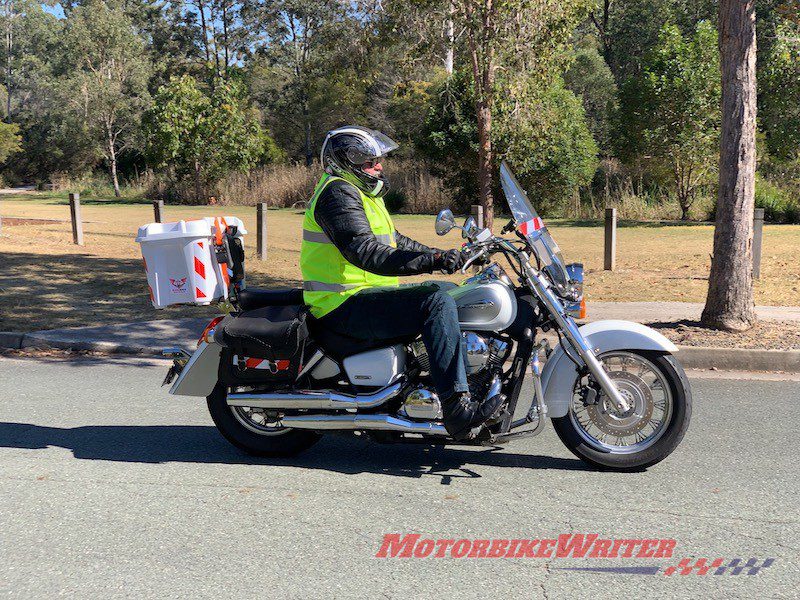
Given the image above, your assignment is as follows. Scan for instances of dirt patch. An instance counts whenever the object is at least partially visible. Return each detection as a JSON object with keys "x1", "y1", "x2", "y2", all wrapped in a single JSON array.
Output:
[
  {"x1": 1, "y1": 217, "x2": 69, "y2": 226},
  {"x1": 648, "y1": 320, "x2": 800, "y2": 350}
]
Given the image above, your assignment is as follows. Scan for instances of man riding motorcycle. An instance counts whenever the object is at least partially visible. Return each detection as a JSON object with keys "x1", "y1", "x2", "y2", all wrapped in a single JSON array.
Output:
[{"x1": 300, "y1": 126, "x2": 503, "y2": 439}]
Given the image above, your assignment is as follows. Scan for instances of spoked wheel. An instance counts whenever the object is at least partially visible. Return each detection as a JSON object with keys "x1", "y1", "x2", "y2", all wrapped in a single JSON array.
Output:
[
  {"x1": 552, "y1": 351, "x2": 691, "y2": 471},
  {"x1": 206, "y1": 384, "x2": 321, "y2": 457}
]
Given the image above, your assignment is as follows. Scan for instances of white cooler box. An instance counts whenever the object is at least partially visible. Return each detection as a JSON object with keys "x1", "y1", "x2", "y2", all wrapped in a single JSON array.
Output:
[{"x1": 136, "y1": 216, "x2": 247, "y2": 308}]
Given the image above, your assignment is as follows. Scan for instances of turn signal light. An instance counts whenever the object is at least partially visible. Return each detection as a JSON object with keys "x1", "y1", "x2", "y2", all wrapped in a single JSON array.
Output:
[
  {"x1": 579, "y1": 298, "x2": 587, "y2": 319},
  {"x1": 198, "y1": 316, "x2": 225, "y2": 347}
]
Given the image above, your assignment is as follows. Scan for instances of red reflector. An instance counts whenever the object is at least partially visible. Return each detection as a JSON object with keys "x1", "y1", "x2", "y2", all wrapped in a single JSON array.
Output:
[{"x1": 198, "y1": 316, "x2": 225, "y2": 347}]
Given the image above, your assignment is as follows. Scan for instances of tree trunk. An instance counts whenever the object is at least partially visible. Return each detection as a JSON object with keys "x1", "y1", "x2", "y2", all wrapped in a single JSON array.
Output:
[
  {"x1": 194, "y1": 160, "x2": 203, "y2": 201},
  {"x1": 444, "y1": 0, "x2": 455, "y2": 75},
  {"x1": 680, "y1": 200, "x2": 690, "y2": 221},
  {"x1": 110, "y1": 159, "x2": 120, "y2": 197},
  {"x1": 4, "y1": 0, "x2": 12, "y2": 122},
  {"x1": 303, "y1": 98, "x2": 313, "y2": 167},
  {"x1": 222, "y1": 0, "x2": 230, "y2": 80},
  {"x1": 701, "y1": 0, "x2": 757, "y2": 332},
  {"x1": 106, "y1": 128, "x2": 121, "y2": 198},
  {"x1": 476, "y1": 100, "x2": 494, "y2": 231},
  {"x1": 196, "y1": 0, "x2": 211, "y2": 66}
]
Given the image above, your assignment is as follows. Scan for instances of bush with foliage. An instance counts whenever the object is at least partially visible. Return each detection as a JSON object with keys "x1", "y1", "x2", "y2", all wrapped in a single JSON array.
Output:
[
  {"x1": 761, "y1": 23, "x2": 800, "y2": 161},
  {"x1": 755, "y1": 173, "x2": 800, "y2": 224},
  {"x1": 0, "y1": 122, "x2": 21, "y2": 163},
  {"x1": 421, "y1": 69, "x2": 598, "y2": 215},
  {"x1": 564, "y1": 42, "x2": 618, "y2": 156},
  {"x1": 616, "y1": 21, "x2": 720, "y2": 220},
  {"x1": 145, "y1": 75, "x2": 278, "y2": 202}
]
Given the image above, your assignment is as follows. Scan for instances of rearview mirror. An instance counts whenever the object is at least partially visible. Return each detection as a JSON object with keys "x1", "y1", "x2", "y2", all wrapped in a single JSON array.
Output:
[
  {"x1": 462, "y1": 216, "x2": 478, "y2": 239},
  {"x1": 435, "y1": 209, "x2": 456, "y2": 236}
]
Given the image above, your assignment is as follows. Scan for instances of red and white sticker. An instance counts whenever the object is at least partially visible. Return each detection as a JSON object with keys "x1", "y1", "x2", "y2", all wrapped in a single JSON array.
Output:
[
  {"x1": 518, "y1": 217, "x2": 544, "y2": 236},
  {"x1": 234, "y1": 356, "x2": 291, "y2": 372},
  {"x1": 194, "y1": 241, "x2": 209, "y2": 300}
]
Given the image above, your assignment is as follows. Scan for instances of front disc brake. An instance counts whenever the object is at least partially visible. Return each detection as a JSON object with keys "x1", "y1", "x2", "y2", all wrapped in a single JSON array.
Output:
[{"x1": 585, "y1": 371, "x2": 654, "y2": 437}]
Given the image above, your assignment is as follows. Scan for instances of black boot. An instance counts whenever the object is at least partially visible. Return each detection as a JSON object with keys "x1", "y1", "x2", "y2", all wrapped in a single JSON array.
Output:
[{"x1": 442, "y1": 392, "x2": 504, "y2": 440}]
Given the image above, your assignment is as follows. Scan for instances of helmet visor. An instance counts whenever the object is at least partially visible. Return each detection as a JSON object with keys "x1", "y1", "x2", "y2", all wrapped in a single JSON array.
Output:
[{"x1": 370, "y1": 130, "x2": 399, "y2": 157}]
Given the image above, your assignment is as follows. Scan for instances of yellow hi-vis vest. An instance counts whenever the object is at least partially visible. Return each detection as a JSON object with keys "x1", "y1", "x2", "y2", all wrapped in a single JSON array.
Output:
[{"x1": 301, "y1": 174, "x2": 400, "y2": 318}]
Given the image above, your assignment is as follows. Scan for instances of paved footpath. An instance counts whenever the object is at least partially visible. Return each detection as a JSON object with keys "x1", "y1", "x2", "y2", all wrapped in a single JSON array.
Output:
[
  {"x1": 0, "y1": 355, "x2": 797, "y2": 599},
  {"x1": 8, "y1": 301, "x2": 800, "y2": 357}
]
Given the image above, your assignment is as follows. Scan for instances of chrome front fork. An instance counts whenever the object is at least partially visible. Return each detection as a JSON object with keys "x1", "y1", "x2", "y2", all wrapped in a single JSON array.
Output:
[{"x1": 524, "y1": 267, "x2": 631, "y2": 413}]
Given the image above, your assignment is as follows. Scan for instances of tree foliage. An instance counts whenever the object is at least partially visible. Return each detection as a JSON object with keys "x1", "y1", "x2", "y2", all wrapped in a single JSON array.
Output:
[
  {"x1": 564, "y1": 41, "x2": 618, "y2": 157},
  {"x1": 617, "y1": 21, "x2": 720, "y2": 219},
  {"x1": 59, "y1": 0, "x2": 151, "y2": 195},
  {"x1": 422, "y1": 68, "x2": 597, "y2": 214},
  {"x1": 0, "y1": 120, "x2": 21, "y2": 162},
  {"x1": 0, "y1": 0, "x2": 796, "y2": 223},
  {"x1": 145, "y1": 74, "x2": 270, "y2": 200},
  {"x1": 761, "y1": 22, "x2": 800, "y2": 160}
]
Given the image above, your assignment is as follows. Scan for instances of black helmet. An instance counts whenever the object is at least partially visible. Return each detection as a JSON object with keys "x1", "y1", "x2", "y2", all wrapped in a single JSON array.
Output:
[{"x1": 320, "y1": 126, "x2": 399, "y2": 197}]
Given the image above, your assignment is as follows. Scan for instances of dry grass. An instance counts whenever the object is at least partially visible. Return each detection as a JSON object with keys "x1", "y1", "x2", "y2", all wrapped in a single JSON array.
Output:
[
  {"x1": 1, "y1": 192, "x2": 799, "y2": 332},
  {"x1": 218, "y1": 163, "x2": 319, "y2": 208}
]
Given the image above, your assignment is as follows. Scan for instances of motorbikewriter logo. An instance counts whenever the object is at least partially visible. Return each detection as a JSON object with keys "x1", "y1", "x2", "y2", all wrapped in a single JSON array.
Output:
[
  {"x1": 169, "y1": 277, "x2": 188, "y2": 293},
  {"x1": 375, "y1": 534, "x2": 775, "y2": 576}
]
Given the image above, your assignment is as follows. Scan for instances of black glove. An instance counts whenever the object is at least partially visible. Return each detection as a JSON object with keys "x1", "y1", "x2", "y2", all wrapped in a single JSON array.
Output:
[{"x1": 433, "y1": 249, "x2": 465, "y2": 274}]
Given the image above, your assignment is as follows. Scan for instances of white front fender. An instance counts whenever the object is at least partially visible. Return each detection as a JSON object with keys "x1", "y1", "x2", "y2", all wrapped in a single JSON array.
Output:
[{"x1": 540, "y1": 320, "x2": 678, "y2": 418}]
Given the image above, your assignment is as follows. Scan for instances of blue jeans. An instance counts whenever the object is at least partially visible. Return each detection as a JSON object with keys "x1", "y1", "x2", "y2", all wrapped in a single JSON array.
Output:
[{"x1": 318, "y1": 282, "x2": 469, "y2": 399}]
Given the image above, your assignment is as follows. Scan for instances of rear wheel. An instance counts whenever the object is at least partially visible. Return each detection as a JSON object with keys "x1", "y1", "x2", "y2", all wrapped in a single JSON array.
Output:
[
  {"x1": 552, "y1": 351, "x2": 691, "y2": 471},
  {"x1": 206, "y1": 384, "x2": 321, "y2": 457}
]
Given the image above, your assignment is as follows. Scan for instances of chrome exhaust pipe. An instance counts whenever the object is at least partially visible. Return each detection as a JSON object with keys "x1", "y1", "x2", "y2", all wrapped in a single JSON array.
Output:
[
  {"x1": 226, "y1": 381, "x2": 402, "y2": 410},
  {"x1": 279, "y1": 413, "x2": 448, "y2": 435}
]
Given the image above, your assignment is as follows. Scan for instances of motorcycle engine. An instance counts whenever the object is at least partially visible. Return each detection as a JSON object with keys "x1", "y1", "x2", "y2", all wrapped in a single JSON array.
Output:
[
  {"x1": 462, "y1": 332, "x2": 510, "y2": 400},
  {"x1": 408, "y1": 333, "x2": 511, "y2": 413}
]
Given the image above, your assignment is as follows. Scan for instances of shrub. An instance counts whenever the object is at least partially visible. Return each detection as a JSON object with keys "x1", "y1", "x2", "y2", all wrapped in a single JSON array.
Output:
[{"x1": 755, "y1": 174, "x2": 800, "y2": 223}]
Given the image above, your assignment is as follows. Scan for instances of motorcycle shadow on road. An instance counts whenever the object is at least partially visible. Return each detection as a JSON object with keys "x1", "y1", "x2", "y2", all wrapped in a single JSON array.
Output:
[{"x1": 0, "y1": 422, "x2": 592, "y2": 481}]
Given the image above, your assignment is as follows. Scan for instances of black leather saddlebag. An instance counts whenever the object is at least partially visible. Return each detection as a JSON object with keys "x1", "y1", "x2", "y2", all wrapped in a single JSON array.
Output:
[{"x1": 214, "y1": 304, "x2": 309, "y2": 384}]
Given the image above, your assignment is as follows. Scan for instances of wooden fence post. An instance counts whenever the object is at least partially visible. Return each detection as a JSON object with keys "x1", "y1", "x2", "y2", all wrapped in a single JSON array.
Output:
[
  {"x1": 604, "y1": 207, "x2": 617, "y2": 271},
  {"x1": 471, "y1": 204, "x2": 484, "y2": 229},
  {"x1": 69, "y1": 192, "x2": 84, "y2": 246},
  {"x1": 153, "y1": 200, "x2": 164, "y2": 223},
  {"x1": 257, "y1": 202, "x2": 267, "y2": 260},
  {"x1": 752, "y1": 208, "x2": 764, "y2": 279}
]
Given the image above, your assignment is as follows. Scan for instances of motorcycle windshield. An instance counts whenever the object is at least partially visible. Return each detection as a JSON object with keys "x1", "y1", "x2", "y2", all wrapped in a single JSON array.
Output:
[{"x1": 499, "y1": 161, "x2": 571, "y2": 293}]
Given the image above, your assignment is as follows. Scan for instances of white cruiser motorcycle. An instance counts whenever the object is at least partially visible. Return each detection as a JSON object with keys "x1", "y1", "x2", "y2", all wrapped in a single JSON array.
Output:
[{"x1": 163, "y1": 162, "x2": 691, "y2": 470}]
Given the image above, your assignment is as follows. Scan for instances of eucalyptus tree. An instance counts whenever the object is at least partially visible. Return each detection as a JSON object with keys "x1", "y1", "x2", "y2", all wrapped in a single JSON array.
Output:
[
  {"x1": 245, "y1": 0, "x2": 367, "y2": 164},
  {"x1": 701, "y1": 0, "x2": 758, "y2": 331},
  {"x1": 60, "y1": 0, "x2": 151, "y2": 196},
  {"x1": 451, "y1": 0, "x2": 592, "y2": 229}
]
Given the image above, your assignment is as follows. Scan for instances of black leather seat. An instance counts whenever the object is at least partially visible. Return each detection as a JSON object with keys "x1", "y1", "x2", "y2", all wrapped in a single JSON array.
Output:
[
  {"x1": 234, "y1": 287, "x2": 416, "y2": 360},
  {"x1": 237, "y1": 287, "x2": 304, "y2": 311}
]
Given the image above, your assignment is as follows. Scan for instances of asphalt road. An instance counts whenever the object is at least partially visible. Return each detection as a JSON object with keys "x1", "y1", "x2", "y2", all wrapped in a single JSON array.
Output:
[{"x1": 0, "y1": 355, "x2": 797, "y2": 599}]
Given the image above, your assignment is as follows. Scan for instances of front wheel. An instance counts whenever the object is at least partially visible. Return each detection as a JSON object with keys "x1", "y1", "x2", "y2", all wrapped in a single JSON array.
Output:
[
  {"x1": 207, "y1": 384, "x2": 322, "y2": 457},
  {"x1": 552, "y1": 350, "x2": 691, "y2": 471}
]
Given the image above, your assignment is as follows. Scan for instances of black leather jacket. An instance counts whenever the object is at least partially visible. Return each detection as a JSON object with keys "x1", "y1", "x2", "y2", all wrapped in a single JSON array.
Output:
[{"x1": 314, "y1": 178, "x2": 442, "y2": 275}]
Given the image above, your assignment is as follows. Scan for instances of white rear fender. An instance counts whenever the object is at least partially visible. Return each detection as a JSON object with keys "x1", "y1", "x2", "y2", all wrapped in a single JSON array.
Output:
[
  {"x1": 540, "y1": 320, "x2": 679, "y2": 418},
  {"x1": 169, "y1": 341, "x2": 222, "y2": 397}
]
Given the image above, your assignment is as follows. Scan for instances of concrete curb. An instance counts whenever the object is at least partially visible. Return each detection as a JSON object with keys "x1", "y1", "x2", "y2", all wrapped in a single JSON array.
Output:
[
  {"x1": 3, "y1": 332, "x2": 800, "y2": 372},
  {"x1": 676, "y1": 346, "x2": 800, "y2": 373},
  {"x1": 0, "y1": 332, "x2": 24, "y2": 350},
  {"x1": 18, "y1": 335, "x2": 161, "y2": 356}
]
